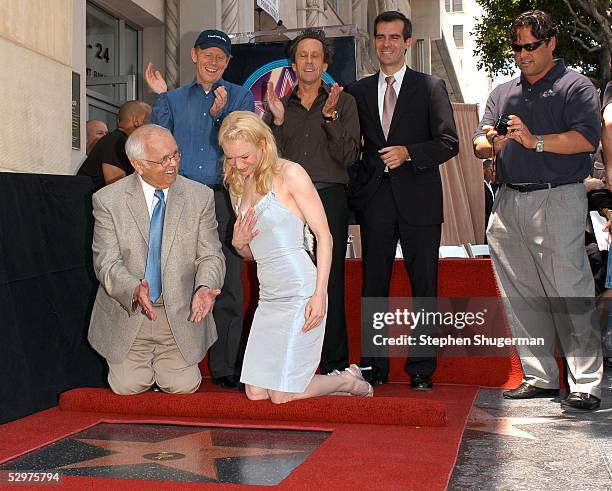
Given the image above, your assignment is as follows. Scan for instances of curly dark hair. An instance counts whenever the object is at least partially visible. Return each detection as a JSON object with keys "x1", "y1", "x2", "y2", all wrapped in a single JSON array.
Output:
[
  {"x1": 374, "y1": 11, "x2": 412, "y2": 40},
  {"x1": 509, "y1": 10, "x2": 557, "y2": 43},
  {"x1": 287, "y1": 29, "x2": 334, "y2": 65}
]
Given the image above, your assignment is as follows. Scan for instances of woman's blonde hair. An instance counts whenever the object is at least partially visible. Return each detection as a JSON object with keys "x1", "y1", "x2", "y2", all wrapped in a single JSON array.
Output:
[{"x1": 218, "y1": 111, "x2": 280, "y2": 197}]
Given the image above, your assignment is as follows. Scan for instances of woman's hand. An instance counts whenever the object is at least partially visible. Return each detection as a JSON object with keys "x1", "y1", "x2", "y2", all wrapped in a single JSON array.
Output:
[
  {"x1": 232, "y1": 207, "x2": 259, "y2": 252},
  {"x1": 303, "y1": 292, "x2": 326, "y2": 332}
]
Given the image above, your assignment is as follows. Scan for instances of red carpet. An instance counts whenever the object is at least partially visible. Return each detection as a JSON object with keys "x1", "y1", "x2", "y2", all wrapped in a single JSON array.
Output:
[
  {"x1": 0, "y1": 385, "x2": 477, "y2": 490},
  {"x1": 0, "y1": 259, "x2": 514, "y2": 488},
  {"x1": 199, "y1": 259, "x2": 523, "y2": 388},
  {"x1": 59, "y1": 387, "x2": 447, "y2": 427}
]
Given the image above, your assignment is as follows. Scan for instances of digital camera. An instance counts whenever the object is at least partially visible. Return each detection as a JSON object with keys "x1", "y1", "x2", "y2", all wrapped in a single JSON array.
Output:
[{"x1": 494, "y1": 115, "x2": 510, "y2": 136}]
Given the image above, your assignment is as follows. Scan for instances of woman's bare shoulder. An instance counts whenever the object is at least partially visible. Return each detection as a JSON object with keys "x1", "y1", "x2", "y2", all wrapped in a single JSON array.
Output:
[{"x1": 278, "y1": 159, "x2": 308, "y2": 181}]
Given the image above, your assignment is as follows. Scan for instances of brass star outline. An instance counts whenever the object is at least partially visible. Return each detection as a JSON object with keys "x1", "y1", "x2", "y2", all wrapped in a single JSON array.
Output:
[{"x1": 55, "y1": 430, "x2": 304, "y2": 481}]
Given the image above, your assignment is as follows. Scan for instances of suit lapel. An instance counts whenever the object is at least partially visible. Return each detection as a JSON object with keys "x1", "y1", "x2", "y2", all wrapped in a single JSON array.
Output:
[
  {"x1": 161, "y1": 177, "x2": 185, "y2": 273},
  {"x1": 126, "y1": 174, "x2": 150, "y2": 245},
  {"x1": 388, "y1": 67, "x2": 418, "y2": 139},
  {"x1": 364, "y1": 73, "x2": 385, "y2": 143}
]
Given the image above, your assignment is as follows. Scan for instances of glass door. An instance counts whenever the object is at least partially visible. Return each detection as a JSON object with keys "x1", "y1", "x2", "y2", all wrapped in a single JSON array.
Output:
[
  {"x1": 87, "y1": 75, "x2": 136, "y2": 130},
  {"x1": 86, "y1": 2, "x2": 141, "y2": 130}
]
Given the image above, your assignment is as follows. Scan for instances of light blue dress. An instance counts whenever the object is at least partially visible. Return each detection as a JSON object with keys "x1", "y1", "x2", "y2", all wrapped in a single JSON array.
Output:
[{"x1": 238, "y1": 188, "x2": 326, "y2": 392}]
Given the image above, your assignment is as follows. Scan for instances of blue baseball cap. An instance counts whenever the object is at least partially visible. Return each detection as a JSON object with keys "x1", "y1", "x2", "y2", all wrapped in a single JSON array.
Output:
[{"x1": 194, "y1": 29, "x2": 231, "y2": 56}]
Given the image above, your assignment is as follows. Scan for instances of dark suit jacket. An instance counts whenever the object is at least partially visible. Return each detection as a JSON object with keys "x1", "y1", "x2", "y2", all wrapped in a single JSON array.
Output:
[{"x1": 347, "y1": 68, "x2": 459, "y2": 225}]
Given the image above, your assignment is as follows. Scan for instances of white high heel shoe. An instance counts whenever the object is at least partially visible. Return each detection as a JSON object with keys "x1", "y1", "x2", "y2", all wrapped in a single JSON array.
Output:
[{"x1": 344, "y1": 364, "x2": 374, "y2": 397}]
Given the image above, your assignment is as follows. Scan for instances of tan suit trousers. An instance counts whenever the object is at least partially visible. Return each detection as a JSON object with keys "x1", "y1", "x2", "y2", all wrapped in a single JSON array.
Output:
[{"x1": 107, "y1": 305, "x2": 201, "y2": 394}]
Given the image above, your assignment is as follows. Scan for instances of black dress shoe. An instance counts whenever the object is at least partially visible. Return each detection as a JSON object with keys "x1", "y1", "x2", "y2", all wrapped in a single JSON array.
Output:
[
  {"x1": 561, "y1": 392, "x2": 601, "y2": 411},
  {"x1": 363, "y1": 371, "x2": 388, "y2": 386},
  {"x1": 410, "y1": 374, "x2": 433, "y2": 391},
  {"x1": 212, "y1": 375, "x2": 244, "y2": 390},
  {"x1": 503, "y1": 382, "x2": 559, "y2": 399}
]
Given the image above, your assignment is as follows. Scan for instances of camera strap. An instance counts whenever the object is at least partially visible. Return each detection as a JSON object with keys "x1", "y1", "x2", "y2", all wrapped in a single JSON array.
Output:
[{"x1": 492, "y1": 81, "x2": 517, "y2": 163}]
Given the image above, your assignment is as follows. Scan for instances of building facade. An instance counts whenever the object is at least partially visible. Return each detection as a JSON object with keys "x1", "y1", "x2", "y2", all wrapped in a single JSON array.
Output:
[{"x1": 0, "y1": 0, "x2": 487, "y2": 175}]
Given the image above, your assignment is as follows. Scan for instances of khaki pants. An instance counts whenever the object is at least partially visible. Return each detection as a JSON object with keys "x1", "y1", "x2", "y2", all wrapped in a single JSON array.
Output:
[
  {"x1": 488, "y1": 184, "x2": 603, "y2": 397},
  {"x1": 107, "y1": 305, "x2": 201, "y2": 394}
]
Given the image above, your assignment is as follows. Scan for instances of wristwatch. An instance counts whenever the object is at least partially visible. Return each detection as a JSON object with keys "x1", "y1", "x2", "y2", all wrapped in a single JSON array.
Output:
[
  {"x1": 534, "y1": 135, "x2": 544, "y2": 153},
  {"x1": 323, "y1": 110, "x2": 338, "y2": 122}
]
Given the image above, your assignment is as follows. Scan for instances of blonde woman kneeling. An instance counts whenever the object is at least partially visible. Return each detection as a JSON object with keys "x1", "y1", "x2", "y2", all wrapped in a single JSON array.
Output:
[{"x1": 218, "y1": 111, "x2": 372, "y2": 403}]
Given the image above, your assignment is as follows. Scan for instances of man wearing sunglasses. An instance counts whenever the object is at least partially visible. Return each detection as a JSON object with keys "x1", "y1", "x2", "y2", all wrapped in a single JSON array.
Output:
[{"x1": 473, "y1": 10, "x2": 603, "y2": 411}]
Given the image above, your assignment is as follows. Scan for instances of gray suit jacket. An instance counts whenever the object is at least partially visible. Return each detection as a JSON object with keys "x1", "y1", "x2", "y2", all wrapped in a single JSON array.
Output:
[{"x1": 88, "y1": 173, "x2": 226, "y2": 364}]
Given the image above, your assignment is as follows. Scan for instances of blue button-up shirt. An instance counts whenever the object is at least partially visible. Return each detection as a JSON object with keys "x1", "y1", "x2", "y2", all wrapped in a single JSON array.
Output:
[{"x1": 150, "y1": 78, "x2": 255, "y2": 185}]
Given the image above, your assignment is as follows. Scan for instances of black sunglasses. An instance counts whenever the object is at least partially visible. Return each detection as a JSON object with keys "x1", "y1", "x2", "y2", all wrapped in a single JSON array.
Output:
[{"x1": 511, "y1": 38, "x2": 549, "y2": 53}]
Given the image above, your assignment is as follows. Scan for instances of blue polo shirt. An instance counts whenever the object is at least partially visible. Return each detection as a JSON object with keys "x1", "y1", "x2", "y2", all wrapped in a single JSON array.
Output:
[
  {"x1": 150, "y1": 78, "x2": 255, "y2": 186},
  {"x1": 474, "y1": 59, "x2": 601, "y2": 184}
]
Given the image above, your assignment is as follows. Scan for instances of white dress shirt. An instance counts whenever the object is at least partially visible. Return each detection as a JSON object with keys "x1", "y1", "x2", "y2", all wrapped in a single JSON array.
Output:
[
  {"x1": 138, "y1": 175, "x2": 169, "y2": 218},
  {"x1": 378, "y1": 64, "x2": 407, "y2": 125},
  {"x1": 485, "y1": 180, "x2": 495, "y2": 200}
]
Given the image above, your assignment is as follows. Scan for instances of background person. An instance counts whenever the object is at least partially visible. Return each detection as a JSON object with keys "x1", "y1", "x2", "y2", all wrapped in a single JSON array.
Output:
[
  {"x1": 347, "y1": 10, "x2": 459, "y2": 390},
  {"x1": 85, "y1": 119, "x2": 108, "y2": 155},
  {"x1": 473, "y1": 10, "x2": 603, "y2": 411},
  {"x1": 146, "y1": 29, "x2": 255, "y2": 390},
  {"x1": 483, "y1": 158, "x2": 496, "y2": 241},
  {"x1": 77, "y1": 101, "x2": 151, "y2": 191},
  {"x1": 263, "y1": 28, "x2": 360, "y2": 375}
]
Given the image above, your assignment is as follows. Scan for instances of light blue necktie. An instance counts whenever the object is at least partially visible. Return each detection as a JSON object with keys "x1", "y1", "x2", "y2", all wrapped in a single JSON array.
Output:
[{"x1": 144, "y1": 189, "x2": 165, "y2": 302}]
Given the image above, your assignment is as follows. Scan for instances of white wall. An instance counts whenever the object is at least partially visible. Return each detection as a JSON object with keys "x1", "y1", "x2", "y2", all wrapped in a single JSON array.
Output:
[
  {"x1": 0, "y1": 0, "x2": 73, "y2": 174},
  {"x1": 94, "y1": 0, "x2": 165, "y2": 24},
  {"x1": 72, "y1": 0, "x2": 87, "y2": 171}
]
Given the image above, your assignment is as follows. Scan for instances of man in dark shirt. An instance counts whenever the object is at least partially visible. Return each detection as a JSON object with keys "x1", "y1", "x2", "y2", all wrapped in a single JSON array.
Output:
[
  {"x1": 78, "y1": 101, "x2": 151, "y2": 190},
  {"x1": 473, "y1": 10, "x2": 603, "y2": 411},
  {"x1": 264, "y1": 29, "x2": 360, "y2": 374}
]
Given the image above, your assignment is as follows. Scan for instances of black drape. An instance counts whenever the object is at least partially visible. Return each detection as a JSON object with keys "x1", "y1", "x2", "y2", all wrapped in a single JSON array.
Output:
[{"x1": 0, "y1": 173, "x2": 106, "y2": 424}]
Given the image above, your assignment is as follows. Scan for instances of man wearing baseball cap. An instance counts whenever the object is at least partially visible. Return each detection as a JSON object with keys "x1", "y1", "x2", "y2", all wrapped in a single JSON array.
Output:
[{"x1": 145, "y1": 29, "x2": 255, "y2": 390}]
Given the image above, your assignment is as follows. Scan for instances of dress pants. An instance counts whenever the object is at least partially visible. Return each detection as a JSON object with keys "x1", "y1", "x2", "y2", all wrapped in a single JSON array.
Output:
[
  {"x1": 316, "y1": 184, "x2": 349, "y2": 373},
  {"x1": 208, "y1": 187, "x2": 244, "y2": 379},
  {"x1": 488, "y1": 184, "x2": 603, "y2": 397},
  {"x1": 358, "y1": 178, "x2": 440, "y2": 378},
  {"x1": 107, "y1": 305, "x2": 201, "y2": 394}
]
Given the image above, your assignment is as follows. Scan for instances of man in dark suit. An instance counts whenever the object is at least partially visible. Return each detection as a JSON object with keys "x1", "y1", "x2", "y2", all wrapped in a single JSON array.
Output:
[{"x1": 347, "y1": 11, "x2": 459, "y2": 390}]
